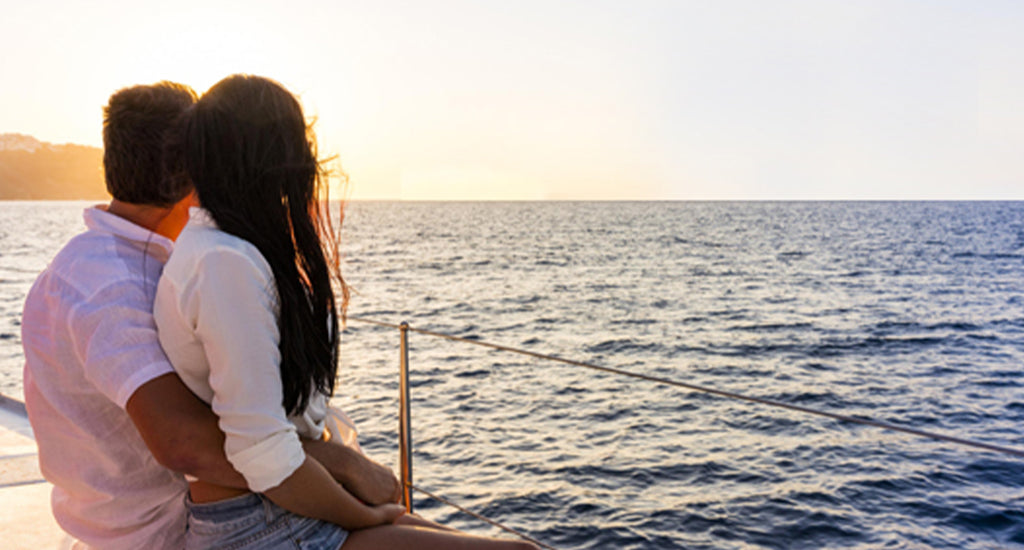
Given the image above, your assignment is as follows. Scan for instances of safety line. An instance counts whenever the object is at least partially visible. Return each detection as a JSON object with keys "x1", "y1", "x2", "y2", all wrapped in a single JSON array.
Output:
[
  {"x1": 348, "y1": 316, "x2": 1024, "y2": 459},
  {"x1": 411, "y1": 484, "x2": 558, "y2": 550},
  {"x1": 0, "y1": 479, "x2": 48, "y2": 490},
  {"x1": 0, "y1": 394, "x2": 27, "y2": 416}
]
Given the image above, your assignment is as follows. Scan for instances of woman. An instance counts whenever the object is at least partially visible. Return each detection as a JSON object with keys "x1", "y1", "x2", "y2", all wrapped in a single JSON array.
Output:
[{"x1": 154, "y1": 74, "x2": 538, "y2": 550}]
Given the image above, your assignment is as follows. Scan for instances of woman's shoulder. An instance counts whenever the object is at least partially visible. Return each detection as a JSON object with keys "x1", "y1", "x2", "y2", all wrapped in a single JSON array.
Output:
[
  {"x1": 178, "y1": 222, "x2": 254, "y2": 253},
  {"x1": 172, "y1": 223, "x2": 274, "y2": 281}
]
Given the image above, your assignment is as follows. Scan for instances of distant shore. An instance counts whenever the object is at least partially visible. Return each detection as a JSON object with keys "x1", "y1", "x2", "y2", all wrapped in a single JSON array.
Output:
[{"x1": 0, "y1": 134, "x2": 107, "y2": 200}]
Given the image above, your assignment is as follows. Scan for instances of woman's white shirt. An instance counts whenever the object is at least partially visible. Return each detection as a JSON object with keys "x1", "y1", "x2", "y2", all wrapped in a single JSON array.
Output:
[{"x1": 154, "y1": 208, "x2": 328, "y2": 492}]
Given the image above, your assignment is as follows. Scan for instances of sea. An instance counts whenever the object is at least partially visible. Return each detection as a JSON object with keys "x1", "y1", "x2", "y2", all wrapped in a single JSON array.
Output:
[{"x1": 1, "y1": 200, "x2": 1023, "y2": 549}]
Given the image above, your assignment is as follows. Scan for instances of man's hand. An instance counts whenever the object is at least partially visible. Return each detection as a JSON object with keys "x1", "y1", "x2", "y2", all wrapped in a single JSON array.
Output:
[{"x1": 302, "y1": 437, "x2": 401, "y2": 505}]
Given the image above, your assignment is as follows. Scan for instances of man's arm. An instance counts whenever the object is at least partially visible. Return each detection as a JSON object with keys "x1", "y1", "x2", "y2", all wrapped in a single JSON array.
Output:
[
  {"x1": 126, "y1": 373, "x2": 246, "y2": 488},
  {"x1": 127, "y1": 372, "x2": 401, "y2": 504}
]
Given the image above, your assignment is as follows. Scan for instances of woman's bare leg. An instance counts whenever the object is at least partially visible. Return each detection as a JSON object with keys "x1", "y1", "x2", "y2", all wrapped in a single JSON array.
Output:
[
  {"x1": 393, "y1": 512, "x2": 458, "y2": 532},
  {"x1": 341, "y1": 524, "x2": 539, "y2": 550}
]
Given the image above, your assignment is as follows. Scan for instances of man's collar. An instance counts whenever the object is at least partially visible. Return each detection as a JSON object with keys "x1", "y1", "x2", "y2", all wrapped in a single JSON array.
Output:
[{"x1": 83, "y1": 206, "x2": 175, "y2": 261}]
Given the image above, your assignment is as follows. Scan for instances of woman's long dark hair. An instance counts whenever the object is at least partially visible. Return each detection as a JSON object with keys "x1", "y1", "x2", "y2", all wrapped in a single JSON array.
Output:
[{"x1": 181, "y1": 74, "x2": 347, "y2": 415}]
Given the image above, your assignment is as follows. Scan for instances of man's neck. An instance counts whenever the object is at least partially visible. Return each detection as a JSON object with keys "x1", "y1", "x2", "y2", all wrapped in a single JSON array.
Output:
[{"x1": 105, "y1": 199, "x2": 191, "y2": 241}]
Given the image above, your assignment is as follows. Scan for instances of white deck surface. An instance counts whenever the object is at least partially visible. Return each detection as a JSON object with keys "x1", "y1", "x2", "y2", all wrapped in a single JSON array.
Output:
[{"x1": 0, "y1": 402, "x2": 74, "y2": 549}]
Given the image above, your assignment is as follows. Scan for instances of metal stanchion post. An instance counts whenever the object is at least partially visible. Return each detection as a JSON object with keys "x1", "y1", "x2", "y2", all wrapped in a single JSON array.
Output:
[{"x1": 398, "y1": 322, "x2": 414, "y2": 513}]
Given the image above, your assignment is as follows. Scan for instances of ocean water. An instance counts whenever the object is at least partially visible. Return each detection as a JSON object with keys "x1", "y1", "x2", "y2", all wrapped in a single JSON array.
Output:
[{"x1": 2, "y1": 201, "x2": 1024, "y2": 549}]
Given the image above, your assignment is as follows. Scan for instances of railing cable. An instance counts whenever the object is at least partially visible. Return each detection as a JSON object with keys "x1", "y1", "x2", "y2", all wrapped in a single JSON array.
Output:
[{"x1": 348, "y1": 316, "x2": 1024, "y2": 459}]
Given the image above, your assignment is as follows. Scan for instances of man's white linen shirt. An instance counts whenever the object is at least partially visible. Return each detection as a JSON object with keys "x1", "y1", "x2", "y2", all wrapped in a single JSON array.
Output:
[
  {"x1": 153, "y1": 208, "x2": 329, "y2": 493},
  {"x1": 22, "y1": 206, "x2": 188, "y2": 550}
]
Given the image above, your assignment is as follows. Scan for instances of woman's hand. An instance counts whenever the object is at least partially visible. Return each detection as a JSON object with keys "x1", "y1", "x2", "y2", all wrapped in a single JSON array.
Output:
[
  {"x1": 348, "y1": 459, "x2": 402, "y2": 505},
  {"x1": 303, "y1": 437, "x2": 401, "y2": 505},
  {"x1": 262, "y1": 455, "x2": 399, "y2": 531},
  {"x1": 374, "y1": 503, "x2": 407, "y2": 525}
]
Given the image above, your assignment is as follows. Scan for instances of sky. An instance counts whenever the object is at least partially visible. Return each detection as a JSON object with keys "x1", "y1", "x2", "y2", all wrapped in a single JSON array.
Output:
[{"x1": 1, "y1": 0, "x2": 1022, "y2": 200}]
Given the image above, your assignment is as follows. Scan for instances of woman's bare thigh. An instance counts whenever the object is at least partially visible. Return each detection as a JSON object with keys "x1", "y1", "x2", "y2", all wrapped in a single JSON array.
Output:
[
  {"x1": 393, "y1": 512, "x2": 458, "y2": 532},
  {"x1": 341, "y1": 524, "x2": 537, "y2": 550}
]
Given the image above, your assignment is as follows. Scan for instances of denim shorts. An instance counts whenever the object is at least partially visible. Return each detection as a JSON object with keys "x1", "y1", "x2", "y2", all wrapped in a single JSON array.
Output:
[{"x1": 184, "y1": 493, "x2": 349, "y2": 550}]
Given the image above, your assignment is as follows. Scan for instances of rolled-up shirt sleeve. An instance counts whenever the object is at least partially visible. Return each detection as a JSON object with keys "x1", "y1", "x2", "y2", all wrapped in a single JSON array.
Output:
[{"x1": 187, "y1": 246, "x2": 304, "y2": 493}]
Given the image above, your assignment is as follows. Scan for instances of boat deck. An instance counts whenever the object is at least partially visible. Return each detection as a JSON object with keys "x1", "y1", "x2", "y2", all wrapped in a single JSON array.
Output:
[{"x1": 0, "y1": 398, "x2": 73, "y2": 549}]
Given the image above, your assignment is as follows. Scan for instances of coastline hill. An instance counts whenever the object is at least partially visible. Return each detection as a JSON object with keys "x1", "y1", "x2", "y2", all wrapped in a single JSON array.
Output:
[{"x1": 0, "y1": 134, "x2": 108, "y2": 200}]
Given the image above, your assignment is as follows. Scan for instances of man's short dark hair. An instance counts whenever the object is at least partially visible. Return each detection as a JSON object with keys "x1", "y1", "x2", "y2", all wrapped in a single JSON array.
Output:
[{"x1": 102, "y1": 81, "x2": 197, "y2": 206}]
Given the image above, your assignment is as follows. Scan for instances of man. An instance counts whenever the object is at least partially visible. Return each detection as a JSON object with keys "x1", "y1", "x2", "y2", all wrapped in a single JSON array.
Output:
[{"x1": 22, "y1": 82, "x2": 399, "y2": 549}]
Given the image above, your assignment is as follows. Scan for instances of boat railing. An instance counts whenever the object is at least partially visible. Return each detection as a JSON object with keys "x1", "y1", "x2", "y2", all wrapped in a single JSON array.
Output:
[{"x1": 349, "y1": 316, "x2": 1024, "y2": 549}]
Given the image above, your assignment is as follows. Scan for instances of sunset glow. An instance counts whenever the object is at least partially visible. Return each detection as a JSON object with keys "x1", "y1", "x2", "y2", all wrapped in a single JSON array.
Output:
[{"x1": 2, "y1": 1, "x2": 1023, "y2": 200}]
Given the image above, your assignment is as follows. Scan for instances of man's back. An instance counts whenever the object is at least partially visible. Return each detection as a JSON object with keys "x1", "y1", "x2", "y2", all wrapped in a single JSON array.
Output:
[{"x1": 23, "y1": 207, "x2": 187, "y2": 550}]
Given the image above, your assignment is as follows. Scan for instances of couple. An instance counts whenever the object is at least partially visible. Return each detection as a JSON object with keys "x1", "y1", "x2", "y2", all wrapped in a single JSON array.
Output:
[{"x1": 22, "y1": 76, "x2": 538, "y2": 550}]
